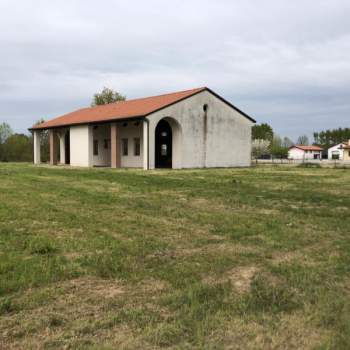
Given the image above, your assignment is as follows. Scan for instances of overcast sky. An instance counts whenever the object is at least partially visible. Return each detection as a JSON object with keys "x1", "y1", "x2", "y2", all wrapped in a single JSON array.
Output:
[{"x1": 0, "y1": 0, "x2": 349, "y2": 140}]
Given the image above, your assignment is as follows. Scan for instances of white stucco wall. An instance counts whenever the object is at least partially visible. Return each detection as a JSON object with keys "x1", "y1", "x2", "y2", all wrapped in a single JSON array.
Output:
[
  {"x1": 288, "y1": 148, "x2": 304, "y2": 160},
  {"x1": 70, "y1": 125, "x2": 93, "y2": 167},
  {"x1": 146, "y1": 90, "x2": 254, "y2": 169}
]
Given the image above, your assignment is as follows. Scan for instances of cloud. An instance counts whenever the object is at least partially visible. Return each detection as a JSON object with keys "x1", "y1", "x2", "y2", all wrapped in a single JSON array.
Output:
[{"x1": 0, "y1": 0, "x2": 349, "y2": 140}]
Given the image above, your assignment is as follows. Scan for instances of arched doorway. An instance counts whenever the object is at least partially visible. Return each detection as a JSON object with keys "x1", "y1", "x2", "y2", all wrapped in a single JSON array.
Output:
[{"x1": 155, "y1": 119, "x2": 172, "y2": 168}]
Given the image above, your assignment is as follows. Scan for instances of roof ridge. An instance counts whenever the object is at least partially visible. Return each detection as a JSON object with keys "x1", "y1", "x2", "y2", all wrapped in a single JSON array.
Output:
[{"x1": 89, "y1": 86, "x2": 207, "y2": 110}]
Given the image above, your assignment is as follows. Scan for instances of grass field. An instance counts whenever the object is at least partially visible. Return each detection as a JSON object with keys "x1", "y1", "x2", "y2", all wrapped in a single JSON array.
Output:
[{"x1": 0, "y1": 163, "x2": 349, "y2": 349}]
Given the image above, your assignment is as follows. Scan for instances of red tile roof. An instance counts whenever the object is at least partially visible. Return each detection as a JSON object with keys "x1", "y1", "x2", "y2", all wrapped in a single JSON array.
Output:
[
  {"x1": 30, "y1": 87, "x2": 255, "y2": 130},
  {"x1": 292, "y1": 145, "x2": 323, "y2": 151}
]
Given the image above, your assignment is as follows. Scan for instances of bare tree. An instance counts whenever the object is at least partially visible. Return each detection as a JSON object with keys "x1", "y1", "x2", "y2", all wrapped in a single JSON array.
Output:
[{"x1": 297, "y1": 135, "x2": 309, "y2": 145}]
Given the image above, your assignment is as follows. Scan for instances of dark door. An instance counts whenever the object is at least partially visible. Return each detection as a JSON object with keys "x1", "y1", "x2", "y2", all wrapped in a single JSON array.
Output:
[
  {"x1": 65, "y1": 130, "x2": 70, "y2": 164},
  {"x1": 155, "y1": 120, "x2": 172, "y2": 168}
]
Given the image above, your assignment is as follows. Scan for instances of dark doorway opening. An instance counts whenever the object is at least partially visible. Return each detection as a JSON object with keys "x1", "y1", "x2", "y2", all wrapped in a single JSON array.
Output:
[
  {"x1": 155, "y1": 119, "x2": 172, "y2": 168},
  {"x1": 65, "y1": 130, "x2": 70, "y2": 164}
]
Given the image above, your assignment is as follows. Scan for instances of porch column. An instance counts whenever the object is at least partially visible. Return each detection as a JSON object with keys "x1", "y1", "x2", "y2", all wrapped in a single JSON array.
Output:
[
  {"x1": 49, "y1": 129, "x2": 58, "y2": 165},
  {"x1": 143, "y1": 119, "x2": 149, "y2": 170},
  {"x1": 111, "y1": 122, "x2": 121, "y2": 168},
  {"x1": 33, "y1": 130, "x2": 41, "y2": 164},
  {"x1": 59, "y1": 131, "x2": 66, "y2": 164}
]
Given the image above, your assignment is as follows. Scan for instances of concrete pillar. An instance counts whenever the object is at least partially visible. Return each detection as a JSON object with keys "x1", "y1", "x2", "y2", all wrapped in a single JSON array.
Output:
[
  {"x1": 143, "y1": 120, "x2": 149, "y2": 170},
  {"x1": 111, "y1": 123, "x2": 121, "y2": 168},
  {"x1": 33, "y1": 130, "x2": 41, "y2": 164},
  {"x1": 148, "y1": 120, "x2": 155, "y2": 169},
  {"x1": 49, "y1": 129, "x2": 58, "y2": 165},
  {"x1": 59, "y1": 131, "x2": 66, "y2": 164}
]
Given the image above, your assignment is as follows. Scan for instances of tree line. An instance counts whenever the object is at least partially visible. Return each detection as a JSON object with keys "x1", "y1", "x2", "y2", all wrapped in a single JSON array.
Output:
[
  {"x1": 313, "y1": 128, "x2": 350, "y2": 148},
  {"x1": 251, "y1": 123, "x2": 296, "y2": 159},
  {"x1": 0, "y1": 122, "x2": 49, "y2": 162}
]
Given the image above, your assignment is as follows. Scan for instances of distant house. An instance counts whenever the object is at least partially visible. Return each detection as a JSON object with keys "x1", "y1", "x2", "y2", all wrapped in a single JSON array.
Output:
[
  {"x1": 288, "y1": 145, "x2": 323, "y2": 160},
  {"x1": 29, "y1": 87, "x2": 256, "y2": 169},
  {"x1": 328, "y1": 140, "x2": 350, "y2": 160}
]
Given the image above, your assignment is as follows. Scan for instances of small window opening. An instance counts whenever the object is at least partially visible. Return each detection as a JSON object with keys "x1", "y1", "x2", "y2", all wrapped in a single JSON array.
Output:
[
  {"x1": 93, "y1": 140, "x2": 98, "y2": 155},
  {"x1": 104, "y1": 139, "x2": 110, "y2": 149},
  {"x1": 203, "y1": 104, "x2": 208, "y2": 112},
  {"x1": 122, "y1": 138, "x2": 128, "y2": 156},
  {"x1": 134, "y1": 138, "x2": 140, "y2": 156}
]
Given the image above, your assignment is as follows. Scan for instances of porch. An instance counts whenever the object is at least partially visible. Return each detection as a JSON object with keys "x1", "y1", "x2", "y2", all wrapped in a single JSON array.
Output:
[{"x1": 33, "y1": 120, "x2": 149, "y2": 169}]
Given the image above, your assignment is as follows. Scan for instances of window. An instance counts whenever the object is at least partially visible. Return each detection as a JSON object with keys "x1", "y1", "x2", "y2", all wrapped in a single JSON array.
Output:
[
  {"x1": 122, "y1": 138, "x2": 128, "y2": 156},
  {"x1": 134, "y1": 138, "x2": 140, "y2": 156},
  {"x1": 104, "y1": 139, "x2": 110, "y2": 149},
  {"x1": 203, "y1": 104, "x2": 208, "y2": 112},
  {"x1": 93, "y1": 140, "x2": 98, "y2": 156}
]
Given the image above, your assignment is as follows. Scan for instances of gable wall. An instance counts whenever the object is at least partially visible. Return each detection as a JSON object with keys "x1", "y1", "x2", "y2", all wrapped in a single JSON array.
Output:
[
  {"x1": 328, "y1": 144, "x2": 344, "y2": 160},
  {"x1": 146, "y1": 90, "x2": 254, "y2": 168}
]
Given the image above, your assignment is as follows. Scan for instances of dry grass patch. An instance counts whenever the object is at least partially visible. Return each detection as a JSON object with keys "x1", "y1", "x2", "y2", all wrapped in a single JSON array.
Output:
[{"x1": 227, "y1": 266, "x2": 259, "y2": 293}]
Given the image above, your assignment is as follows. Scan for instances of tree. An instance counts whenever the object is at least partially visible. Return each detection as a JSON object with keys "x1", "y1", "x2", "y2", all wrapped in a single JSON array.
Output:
[
  {"x1": 282, "y1": 137, "x2": 294, "y2": 149},
  {"x1": 91, "y1": 87, "x2": 126, "y2": 106},
  {"x1": 2, "y1": 134, "x2": 33, "y2": 162},
  {"x1": 252, "y1": 139, "x2": 270, "y2": 160},
  {"x1": 297, "y1": 135, "x2": 309, "y2": 146},
  {"x1": 252, "y1": 123, "x2": 274, "y2": 142},
  {"x1": 271, "y1": 135, "x2": 288, "y2": 159},
  {"x1": 313, "y1": 128, "x2": 350, "y2": 148},
  {"x1": 0, "y1": 122, "x2": 13, "y2": 144},
  {"x1": 0, "y1": 122, "x2": 13, "y2": 161}
]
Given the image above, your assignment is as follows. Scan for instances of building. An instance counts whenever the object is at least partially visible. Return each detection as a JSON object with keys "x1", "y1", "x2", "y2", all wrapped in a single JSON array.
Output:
[
  {"x1": 328, "y1": 141, "x2": 350, "y2": 160},
  {"x1": 288, "y1": 145, "x2": 323, "y2": 160},
  {"x1": 29, "y1": 87, "x2": 255, "y2": 169}
]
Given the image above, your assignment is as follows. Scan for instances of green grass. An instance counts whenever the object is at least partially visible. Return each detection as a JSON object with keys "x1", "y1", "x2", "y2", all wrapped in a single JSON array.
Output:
[{"x1": 0, "y1": 163, "x2": 349, "y2": 349}]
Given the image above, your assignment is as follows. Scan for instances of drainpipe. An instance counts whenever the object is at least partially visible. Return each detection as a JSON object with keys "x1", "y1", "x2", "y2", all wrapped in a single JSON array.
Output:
[{"x1": 203, "y1": 104, "x2": 208, "y2": 167}]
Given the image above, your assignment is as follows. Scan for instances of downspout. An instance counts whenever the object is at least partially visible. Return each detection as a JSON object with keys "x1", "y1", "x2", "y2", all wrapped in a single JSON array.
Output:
[{"x1": 203, "y1": 104, "x2": 208, "y2": 167}]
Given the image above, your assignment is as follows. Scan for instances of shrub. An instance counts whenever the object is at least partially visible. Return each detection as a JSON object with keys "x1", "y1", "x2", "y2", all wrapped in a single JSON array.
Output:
[
  {"x1": 0, "y1": 297, "x2": 17, "y2": 315},
  {"x1": 297, "y1": 163, "x2": 321, "y2": 168},
  {"x1": 26, "y1": 236, "x2": 58, "y2": 255}
]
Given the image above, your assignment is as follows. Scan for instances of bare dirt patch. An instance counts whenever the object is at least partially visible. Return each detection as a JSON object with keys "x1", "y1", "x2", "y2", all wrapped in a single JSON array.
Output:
[{"x1": 226, "y1": 266, "x2": 259, "y2": 293}]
